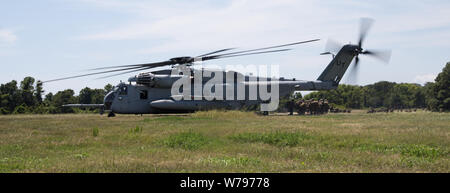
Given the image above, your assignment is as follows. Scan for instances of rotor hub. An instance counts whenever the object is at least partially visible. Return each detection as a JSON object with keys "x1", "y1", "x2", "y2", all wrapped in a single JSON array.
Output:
[
  {"x1": 169, "y1": 57, "x2": 194, "y2": 64},
  {"x1": 357, "y1": 47, "x2": 363, "y2": 53}
]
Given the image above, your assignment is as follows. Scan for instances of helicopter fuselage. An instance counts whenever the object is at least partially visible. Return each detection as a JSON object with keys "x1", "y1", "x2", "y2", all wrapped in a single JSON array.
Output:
[
  {"x1": 105, "y1": 67, "x2": 338, "y2": 114},
  {"x1": 57, "y1": 18, "x2": 390, "y2": 116}
]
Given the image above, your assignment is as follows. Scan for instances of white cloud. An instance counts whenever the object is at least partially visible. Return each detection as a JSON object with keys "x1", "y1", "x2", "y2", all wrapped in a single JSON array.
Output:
[
  {"x1": 413, "y1": 73, "x2": 436, "y2": 85},
  {"x1": 75, "y1": 0, "x2": 351, "y2": 51},
  {"x1": 0, "y1": 29, "x2": 17, "y2": 43},
  {"x1": 66, "y1": 0, "x2": 450, "y2": 89},
  {"x1": 75, "y1": 0, "x2": 450, "y2": 52}
]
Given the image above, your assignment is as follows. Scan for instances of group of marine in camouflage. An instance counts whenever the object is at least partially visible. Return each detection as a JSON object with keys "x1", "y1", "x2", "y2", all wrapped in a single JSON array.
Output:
[
  {"x1": 366, "y1": 107, "x2": 419, "y2": 113},
  {"x1": 285, "y1": 99, "x2": 424, "y2": 115},
  {"x1": 286, "y1": 99, "x2": 349, "y2": 115}
]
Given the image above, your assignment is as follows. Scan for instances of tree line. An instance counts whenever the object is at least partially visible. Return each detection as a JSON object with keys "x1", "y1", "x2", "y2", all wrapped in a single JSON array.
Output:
[
  {"x1": 0, "y1": 76, "x2": 113, "y2": 114},
  {"x1": 300, "y1": 62, "x2": 450, "y2": 112},
  {"x1": 1, "y1": 62, "x2": 449, "y2": 114}
]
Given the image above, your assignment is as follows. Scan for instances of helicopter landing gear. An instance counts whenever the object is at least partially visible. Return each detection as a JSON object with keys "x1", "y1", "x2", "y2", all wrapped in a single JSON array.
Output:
[{"x1": 108, "y1": 112, "x2": 116, "y2": 117}]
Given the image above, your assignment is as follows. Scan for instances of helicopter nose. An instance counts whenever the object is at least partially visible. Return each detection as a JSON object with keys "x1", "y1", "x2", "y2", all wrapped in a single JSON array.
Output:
[{"x1": 104, "y1": 91, "x2": 115, "y2": 110}]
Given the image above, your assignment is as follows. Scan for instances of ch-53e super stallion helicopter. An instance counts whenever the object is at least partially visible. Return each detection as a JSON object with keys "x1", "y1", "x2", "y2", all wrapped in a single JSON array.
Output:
[{"x1": 44, "y1": 18, "x2": 391, "y2": 117}]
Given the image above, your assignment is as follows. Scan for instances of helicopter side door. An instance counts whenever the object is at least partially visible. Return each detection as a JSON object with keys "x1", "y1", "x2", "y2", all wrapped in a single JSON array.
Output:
[
  {"x1": 114, "y1": 84, "x2": 153, "y2": 114},
  {"x1": 112, "y1": 84, "x2": 130, "y2": 113},
  {"x1": 128, "y1": 86, "x2": 153, "y2": 114}
]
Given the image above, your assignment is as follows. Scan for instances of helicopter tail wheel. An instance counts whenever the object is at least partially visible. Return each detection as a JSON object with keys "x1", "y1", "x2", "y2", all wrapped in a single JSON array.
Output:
[{"x1": 108, "y1": 112, "x2": 116, "y2": 117}]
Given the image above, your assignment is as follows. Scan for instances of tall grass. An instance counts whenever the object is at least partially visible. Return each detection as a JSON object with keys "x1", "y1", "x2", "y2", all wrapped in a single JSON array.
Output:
[
  {"x1": 230, "y1": 131, "x2": 311, "y2": 147},
  {"x1": 129, "y1": 125, "x2": 142, "y2": 134},
  {"x1": 0, "y1": 111, "x2": 448, "y2": 172},
  {"x1": 92, "y1": 127, "x2": 99, "y2": 137},
  {"x1": 162, "y1": 131, "x2": 210, "y2": 150},
  {"x1": 192, "y1": 110, "x2": 258, "y2": 119}
]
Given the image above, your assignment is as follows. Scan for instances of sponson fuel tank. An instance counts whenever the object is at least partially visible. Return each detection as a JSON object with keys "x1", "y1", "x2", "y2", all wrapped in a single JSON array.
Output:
[{"x1": 150, "y1": 99, "x2": 228, "y2": 111}]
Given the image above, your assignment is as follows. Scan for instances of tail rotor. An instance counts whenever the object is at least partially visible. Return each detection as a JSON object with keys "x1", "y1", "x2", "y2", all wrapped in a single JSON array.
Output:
[{"x1": 346, "y1": 18, "x2": 391, "y2": 84}]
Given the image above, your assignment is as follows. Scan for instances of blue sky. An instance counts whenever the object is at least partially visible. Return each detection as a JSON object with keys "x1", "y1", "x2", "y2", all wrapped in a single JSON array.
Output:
[{"x1": 1, "y1": 0, "x2": 449, "y2": 94}]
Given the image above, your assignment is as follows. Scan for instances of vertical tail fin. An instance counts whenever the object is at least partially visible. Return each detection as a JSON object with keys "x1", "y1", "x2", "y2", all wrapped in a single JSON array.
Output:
[{"x1": 317, "y1": 45, "x2": 356, "y2": 84}]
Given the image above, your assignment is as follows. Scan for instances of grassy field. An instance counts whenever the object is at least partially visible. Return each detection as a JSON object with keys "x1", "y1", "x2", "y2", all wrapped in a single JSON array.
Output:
[{"x1": 0, "y1": 110, "x2": 448, "y2": 173}]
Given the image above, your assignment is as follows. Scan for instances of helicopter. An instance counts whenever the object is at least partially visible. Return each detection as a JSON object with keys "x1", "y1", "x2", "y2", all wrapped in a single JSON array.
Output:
[{"x1": 44, "y1": 18, "x2": 391, "y2": 117}]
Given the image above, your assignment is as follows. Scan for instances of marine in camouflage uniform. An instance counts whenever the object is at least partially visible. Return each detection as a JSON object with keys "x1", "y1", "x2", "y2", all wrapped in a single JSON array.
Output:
[
  {"x1": 318, "y1": 99, "x2": 324, "y2": 114},
  {"x1": 309, "y1": 100, "x2": 319, "y2": 115},
  {"x1": 322, "y1": 99, "x2": 329, "y2": 114},
  {"x1": 287, "y1": 99, "x2": 294, "y2": 115},
  {"x1": 296, "y1": 99, "x2": 306, "y2": 115}
]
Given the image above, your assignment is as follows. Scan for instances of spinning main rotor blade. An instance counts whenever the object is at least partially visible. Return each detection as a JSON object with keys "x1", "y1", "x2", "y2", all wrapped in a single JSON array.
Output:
[
  {"x1": 90, "y1": 49, "x2": 292, "y2": 80},
  {"x1": 95, "y1": 66, "x2": 154, "y2": 80},
  {"x1": 44, "y1": 39, "x2": 319, "y2": 82},
  {"x1": 206, "y1": 39, "x2": 320, "y2": 59},
  {"x1": 87, "y1": 60, "x2": 173, "y2": 71},
  {"x1": 196, "y1": 48, "x2": 236, "y2": 57},
  {"x1": 211, "y1": 49, "x2": 292, "y2": 59},
  {"x1": 43, "y1": 65, "x2": 150, "y2": 83},
  {"x1": 89, "y1": 39, "x2": 320, "y2": 70}
]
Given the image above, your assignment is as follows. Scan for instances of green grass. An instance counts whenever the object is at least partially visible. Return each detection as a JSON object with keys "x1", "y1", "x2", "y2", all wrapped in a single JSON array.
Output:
[
  {"x1": 162, "y1": 131, "x2": 210, "y2": 150},
  {"x1": 92, "y1": 127, "x2": 99, "y2": 137},
  {"x1": 0, "y1": 110, "x2": 448, "y2": 172},
  {"x1": 129, "y1": 126, "x2": 143, "y2": 134},
  {"x1": 230, "y1": 131, "x2": 312, "y2": 147},
  {"x1": 199, "y1": 156, "x2": 261, "y2": 167}
]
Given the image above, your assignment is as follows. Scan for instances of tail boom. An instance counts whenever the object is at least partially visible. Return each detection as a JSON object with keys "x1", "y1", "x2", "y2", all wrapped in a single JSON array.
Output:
[{"x1": 317, "y1": 44, "x2": 358, "y2": 84}]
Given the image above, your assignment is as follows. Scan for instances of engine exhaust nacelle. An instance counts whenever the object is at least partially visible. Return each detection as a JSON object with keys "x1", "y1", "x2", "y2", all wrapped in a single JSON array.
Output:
[{"x1": 128, "y1": 73, "x2": 184, "y2": 88}]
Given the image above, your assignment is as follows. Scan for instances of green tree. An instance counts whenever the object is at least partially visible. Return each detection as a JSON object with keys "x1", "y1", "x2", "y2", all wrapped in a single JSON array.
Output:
[
  {"x1": 52, "y1": 89, "x2": 77, "y2": 113},
  {"x1": 20, "y1": 77, "x2": 35, "y2": 107},
  {"x1": 365, "y1": 81, "x2": 396, "y2": 108},
  {"x1": 91, "y1": 89, "x2": 105, "y2": 104},
  {"x1": 304, "y1": 81, "x2": 432, "y2": 110},
  {"x1": 422, "y1": 82, "x2": 438, "y2": 111},
  {"x1": 293, "y1": 92, "x2": 302, "y2": 99},
  {"x1": 0, "y1": 80, "x2": 22, "y2": 112},
  {"x1": 13, "y1": 104, "x2": 28, "y2": 114},
  {"x1": 433, "y1": 62, "x2": 450, "y2": 111},
  {"x1": 79, "y1": 87, "x2": 93, "y2": 104},
  {"x1": 347, "y1": 86, "x2": 363, "y2": 108},
  {"x1": 34, "y1": 80, "x2": 44, "y2": 104},
  {"x1": 79, "y1": 87, "x2": 105, "y2": 106},
  {"x1": 104, "y1": 84, "x2": 114, "y2": 94},
  {"x1": 44, "y1": 92, "x2": 53, "y2": 104}
]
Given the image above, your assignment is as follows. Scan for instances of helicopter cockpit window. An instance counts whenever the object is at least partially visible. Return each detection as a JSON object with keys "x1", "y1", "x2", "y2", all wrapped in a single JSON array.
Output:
[
  {"x1": 119, "y1": 86, "x2": 128, "y2": 95},
  {"x1": 140, "y1": 90, "x2": 148, "y2": 100}
]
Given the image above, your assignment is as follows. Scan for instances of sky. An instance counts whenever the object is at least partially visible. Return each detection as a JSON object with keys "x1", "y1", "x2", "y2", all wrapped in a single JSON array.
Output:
[{"x1": 0, "y1": 0, "x2": 449, "y2": 95}]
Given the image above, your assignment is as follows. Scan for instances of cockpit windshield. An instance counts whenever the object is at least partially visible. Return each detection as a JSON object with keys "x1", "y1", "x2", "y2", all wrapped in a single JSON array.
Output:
[{"x1": 119, "y1": 85, "x2": 128, "y2": 95}]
